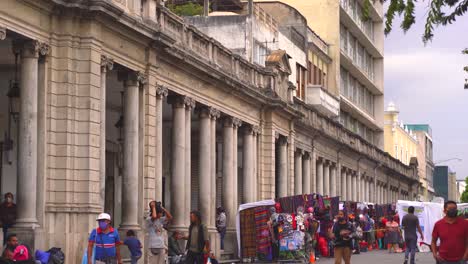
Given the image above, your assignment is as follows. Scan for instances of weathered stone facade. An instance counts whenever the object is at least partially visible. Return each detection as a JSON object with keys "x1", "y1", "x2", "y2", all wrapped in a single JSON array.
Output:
[{"x1": 0, "y1": 0, "x2": 418, "y2": 262}]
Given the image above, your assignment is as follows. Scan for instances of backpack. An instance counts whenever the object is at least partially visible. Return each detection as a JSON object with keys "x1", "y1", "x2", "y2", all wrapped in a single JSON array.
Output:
[{"x1": 47, "y1": 247, "x2": 65, "y2": 264}]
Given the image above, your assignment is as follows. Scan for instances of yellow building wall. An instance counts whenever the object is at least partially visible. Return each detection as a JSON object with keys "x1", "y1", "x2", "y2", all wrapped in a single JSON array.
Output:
[{"x1": 384, "y1": 112, "x2": 418, "y2": 165}]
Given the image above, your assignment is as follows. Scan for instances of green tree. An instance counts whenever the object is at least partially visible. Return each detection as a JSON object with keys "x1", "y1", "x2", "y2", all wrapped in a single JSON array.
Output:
[
  {"x1": 461, "y1": 176, "x2": 468, "y2": 203},
  {"x1": 168, "y1": 3, "x2": 204, "y2": 17}
]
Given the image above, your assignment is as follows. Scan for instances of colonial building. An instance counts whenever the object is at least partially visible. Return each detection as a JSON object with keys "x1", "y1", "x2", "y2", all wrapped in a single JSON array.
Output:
[
  {"x1": 406, "y1": 124, "x2": 435, "y2": 201},
  {"x1": 0, "y1": 0, "x2": 417, "y2": 262},
  {"x1": 384, "y1": 102, "x2": 419, "y2": 166}
]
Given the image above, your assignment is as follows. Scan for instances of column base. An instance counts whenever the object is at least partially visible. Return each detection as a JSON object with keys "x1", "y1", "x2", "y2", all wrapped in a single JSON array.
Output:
[
  {"x1": 220, "y1": 228, "x2": 239, "y2": 261},
  {"x1": 8, "y1": 225, "x2": 42, "y2": 251}
]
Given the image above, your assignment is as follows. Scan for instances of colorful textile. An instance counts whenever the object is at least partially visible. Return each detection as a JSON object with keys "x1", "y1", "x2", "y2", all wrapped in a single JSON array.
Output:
[
  {"x1": 240, "y1": 208, "x2": 257, "y2": 258},
  {"x1": 329, "y1": 197, "x2": 339, "y2": 218},
  {"x1": 254, "y1": 207, "x2": 272, "y2": 257}
]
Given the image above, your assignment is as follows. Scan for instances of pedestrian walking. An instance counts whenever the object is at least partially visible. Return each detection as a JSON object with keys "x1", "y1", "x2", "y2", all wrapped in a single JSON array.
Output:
[
  {"x1": 329, "y1": 210, "x2": 355, "y2": 264},
  {"x1": 181, "y1": 211, "x2": 210, "y2": 264},
  {"x1": 123, "y1": 230, "x2": 142, "y2": 264},
  {"x1": 87, "y1": 213, "x2": 122, "y2": 264},
  {"x1": 401, "y1": 206, "x2": 424, "y2": 264},
  {"x1": 385, "y1": 215, "x2": 400, "y2": 253},
  {"x1": 431, "y1": 201, "x2": 468, "y2": 264},
  {"x1": 0, "y1": 192, "x2": 17, "y2": 245},
  {"x1": 146, "y1": 201, "x2": 172, "y2": 264},
  {"x1": 216, "y1": 207, "x2": 226, "y2": 250}
]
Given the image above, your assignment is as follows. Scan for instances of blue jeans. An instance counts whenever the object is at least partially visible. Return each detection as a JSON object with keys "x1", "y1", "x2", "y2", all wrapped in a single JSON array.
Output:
[
  {"x1": 131, "y1": 255, "x2": 141, "y2": 264},
  {"x1": 219, "y1": 227, "x2": 226, "y2": 250},
  {"x1": 3, "y1": 225, "x2": 11, "y2": 245},
  {"x1": 404, "y1": 238, "x2": 417, "y2": 263}
]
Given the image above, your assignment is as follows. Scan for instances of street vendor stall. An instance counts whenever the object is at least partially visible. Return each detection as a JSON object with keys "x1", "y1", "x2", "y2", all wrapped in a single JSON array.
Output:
[{"x1": 236, "y1": 194, "x2": 339, "y2": 262}]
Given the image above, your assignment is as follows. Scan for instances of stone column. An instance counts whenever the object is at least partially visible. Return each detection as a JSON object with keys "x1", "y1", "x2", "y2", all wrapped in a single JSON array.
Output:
[
  {"x1": 252, "y1": 126, "x2": 260, "y2": 201},
  {"x1": 330, "y1": 164, "x2": 337, "y2": 197},
  {"x1": 294, "y1": 150, "x2": 303, "y2": 195},
  {"x1": 184, "y1": 97, "x2": 195, "y2": 226},
  {"x1": 199, "y1": 107, "x2": 212, "y2": 224},
  {"x1": 232, "y1": 118, "x2": 241, "y2": 213},
  {"x1": 364, "y1": 179, "x2": 370, "y2": 202},
  {"x1": 347, "y1": 170, "x2": 352, "y2": 201},
  {"x1": 341, "y1": 168, "x2": 346, "y2": 200},
  {"x1": 311, "y1": 148, "x2": 316, "y2": 193},
  {"x1": 100, "y1": 56, "x2": 113, "y2": 209},
  {"x1": 15, "y1": 40, "x2": 44, "y2": 227},
  {"x1": 243, "y1": 125, "x2": 255, "y2": 203},
  {"x1": 370, "y1": 180, "x2": 375, "y2": 203},
  {"x1": 352, "y1": 172, "x2": 357, "y2": 201},
  {"x1": 302, "y1": 153, "x2": 311, "y2": 194},
  {"x1": 155, "y1": 85, "x2": 168, "y2": 202},
  {"x1": 210, "y1": 108, "x2": 220, "y2": 227},
  {"x1": 167, "y1": 95, "x2": 186, "y2": 229},
  {"x1": 119, "y1": 71, "x2": 146, "y2": 229},
  {"x1": 223, "y1": 117, "x2": 241, "y2": 228},
  {"x1": 316, "y1": 158, "x2": 323, "y2": 195},
  {"x1": 278, "y1": 137, "x2": 288, "y2": 197},
  {"x1": 323, "y1": 161, "x2": 330, "y2": 196}
]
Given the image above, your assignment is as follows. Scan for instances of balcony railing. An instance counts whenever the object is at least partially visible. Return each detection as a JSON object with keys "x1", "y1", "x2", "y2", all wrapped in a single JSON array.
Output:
[
  {"x1": 305, "y1": 85, "x2": 339, "y2": 117},
  {"x1": 157, "y1": 7, "x2": 273, "y2": 90},
  {"x1": 296, "y1": 102, "x2": 416, "y2": 180},
  {"x1": 340, "y1": 0, "x2": 374, "y2": 42}
]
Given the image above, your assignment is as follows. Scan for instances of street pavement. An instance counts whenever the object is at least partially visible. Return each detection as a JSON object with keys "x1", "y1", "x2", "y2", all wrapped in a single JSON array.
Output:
[{"x1": 315, "y1": 250, "x2": 435, "y2": 264}]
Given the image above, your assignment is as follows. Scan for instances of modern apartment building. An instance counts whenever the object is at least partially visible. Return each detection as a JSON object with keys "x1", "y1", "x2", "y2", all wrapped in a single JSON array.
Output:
[
  {"x1": 256, "y1": 0, "x2": 385, "y2": 148},
  {"x1": 434, "y1": 166, "x2": 458, "y2": 201}
]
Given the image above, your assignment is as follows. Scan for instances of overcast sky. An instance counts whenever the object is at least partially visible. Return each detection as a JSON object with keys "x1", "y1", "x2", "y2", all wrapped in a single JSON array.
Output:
[{"x1": 384, "y1": 2, "x2": 468, "y2": 180}]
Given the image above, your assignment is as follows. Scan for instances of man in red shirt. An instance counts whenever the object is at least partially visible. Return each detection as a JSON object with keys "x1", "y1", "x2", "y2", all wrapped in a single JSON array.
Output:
[{"x1": 431, "y1": 201, "x2": 468, "y2": 264}]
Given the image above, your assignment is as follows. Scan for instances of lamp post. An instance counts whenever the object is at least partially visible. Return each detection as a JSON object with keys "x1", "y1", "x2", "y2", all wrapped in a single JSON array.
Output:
[
  {"x1": 434, "y1": 158, "x2": 462, "y2": 165},
  {"x1": 4, "y1": 52, "x2": 21, "y2": 163}
]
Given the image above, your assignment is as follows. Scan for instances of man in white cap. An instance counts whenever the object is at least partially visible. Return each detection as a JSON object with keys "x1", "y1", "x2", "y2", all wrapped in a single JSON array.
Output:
[{"x1": 87, "y1": 213, "x2": 123, "y2": 264}]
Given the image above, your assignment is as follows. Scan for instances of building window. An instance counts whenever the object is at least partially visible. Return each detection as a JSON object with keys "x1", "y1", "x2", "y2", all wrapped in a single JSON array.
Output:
[
  {"x1": 253, "y1": 42, "x2": 268, "y2": 66},
  {"x1": 395, "y1": 145, "x2": 398, "y2": 159},
  {"x1": 296, "y1": 63, "x2": 307, "y2": 100},
  {"x1": 340, "y1": 25, "x2": 348, "y2": 53},
  {"x1": 308, "y1": 53, "x2": 328, "y2": 88}
]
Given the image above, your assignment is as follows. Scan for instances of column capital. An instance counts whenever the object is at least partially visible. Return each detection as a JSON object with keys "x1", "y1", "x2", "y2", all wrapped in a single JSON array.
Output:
[
  {"x1": 209, "y1": 107, "x2": 220, "y2": 120},
  {"x1": 278, "y1": 135, "x2": 288, "y2": 145},
  {"x1": 101, "y1": 55, "x2": 114, "y2": 71},
  {"x1": 183, "y1": 96, "x2": 196, "y2": 110},
  {"x1": 303, "y1": 152, "x2": 310, "y2": 159},
  {"x1": 295, "y1": 148, "x2": 304, "y2": 156},
  {"x1": 156, "y1": 84, "x2": 169, "y2": 98},
  {"x1": 13, "y1": 40, "x2": 49, "y2": 58},
  {"x1": 118, "y1": 70, "x2": 147, "y2": 86},
  {"x1": 223, "y1": 116, "x2": 242, "y2": 128},
  {"x1": 0, "y1": 26, "x2": 6, "y2": 40},
  {"x1": 232, "y1": 117, "x2": 243, "y2": 128}
]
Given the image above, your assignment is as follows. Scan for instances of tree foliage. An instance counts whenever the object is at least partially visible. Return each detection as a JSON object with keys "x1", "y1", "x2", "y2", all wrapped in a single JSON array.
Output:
[
  {"x1": 168, "y1": 3, "x2": 204, "y2": 17},
  {"x1": 363, "y1": 0, "x2": 468, "y2": 88},
  {"x1": 363, "y1": 0, "x2": 468, "y2": 43},
  {"x1": 461, "y1": 177, "x2": 468, "y2": 203}
]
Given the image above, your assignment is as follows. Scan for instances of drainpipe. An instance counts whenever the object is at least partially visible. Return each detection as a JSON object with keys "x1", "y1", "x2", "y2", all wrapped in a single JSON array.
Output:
[
  {"x1": 247, "y1": 0, "x2": 254, "y2": 62},
  {"x1": 204, "y1": 0, "x2": 209, "y2": 16}
]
